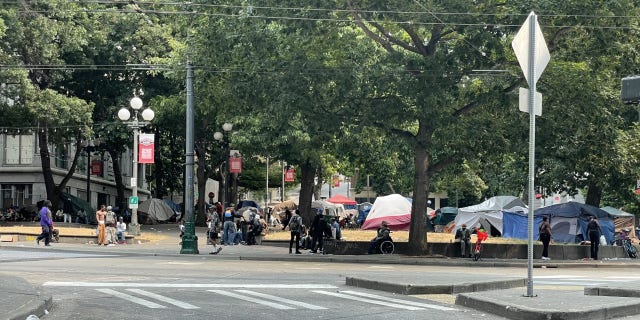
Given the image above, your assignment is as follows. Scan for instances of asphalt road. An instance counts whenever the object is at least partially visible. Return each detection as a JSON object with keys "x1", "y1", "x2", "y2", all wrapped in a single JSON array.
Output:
[{"x1": 4, "y1": 248, "x2": 640, "y2": 320}]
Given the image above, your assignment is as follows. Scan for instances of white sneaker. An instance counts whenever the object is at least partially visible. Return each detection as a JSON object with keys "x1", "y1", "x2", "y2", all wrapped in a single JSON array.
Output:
[{"x1": 541, "y1": 256, "x2": 551, "y2": 260}]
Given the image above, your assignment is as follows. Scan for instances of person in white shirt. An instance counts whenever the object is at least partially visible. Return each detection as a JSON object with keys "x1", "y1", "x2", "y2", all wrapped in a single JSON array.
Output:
[{"x1": 116, "y1": 216, "x2": 127, "y2": 244}]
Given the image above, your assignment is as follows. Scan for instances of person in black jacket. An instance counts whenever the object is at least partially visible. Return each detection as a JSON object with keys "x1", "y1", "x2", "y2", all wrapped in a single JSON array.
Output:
[
  {"x1": 309, "y1": 210, "x2": 326, "y2": 254},
  {"x1": 587, "y1": 216, "x2": 603, "y2": 260}
]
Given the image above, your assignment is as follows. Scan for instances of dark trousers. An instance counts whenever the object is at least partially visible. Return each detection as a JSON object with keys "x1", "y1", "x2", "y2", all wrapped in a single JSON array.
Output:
[
  {"x1": 311, "y1": 233, "x2": 323, "y2": 252},
  {"x1": 589, "y1": 231, "x2": 600, "y2": 260},
  {"x1": 36, "y1": 225, "x2": 51, "y2": 245},
  {"x1": 540, "y1": 233, "x2": 551, "y2": 257},
  {"x1": 289, "y1": 231, "x2": 301, "y2": 252}
]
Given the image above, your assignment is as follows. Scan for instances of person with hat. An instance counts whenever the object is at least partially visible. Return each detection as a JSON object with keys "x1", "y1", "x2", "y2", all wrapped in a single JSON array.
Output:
[
  {"x1": 105, "y1": 205, "x2": 117, "y2": 244},
  {"x1": 458, "y1": 224, "x2": 472, "y2": 258},
  {"x1": 368, "y1": 221, "x2": 391, "y2": 254}
]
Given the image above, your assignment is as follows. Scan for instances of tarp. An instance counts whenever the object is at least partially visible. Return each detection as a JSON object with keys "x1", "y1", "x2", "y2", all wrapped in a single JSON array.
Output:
[
  {"x1": 361, "y1": 194, "x2": 412, "y2": 231},
  {"x1": 311, "y1": 200, "x2": 340, "y2": 217},
  {"x1": 61, "y1": 193, "x2": 97, "y2": 224},
  {"x1": 601, "y1": 206, "x2": 635, "y2": 238},
  {"x1": 272, "y1": 200, "x2": 297, "y2": 213},
  {"x1": 454, "y1": 196, "x2": 528, "y2": 236},
  {"x1": 327, "y1": 194, "x2": 357, "y2": 210},
  {"x1": 236, "y1": 200, "x2": 262, "y2": 213},
  {"x1": 534, "y1": 202, "x2": 614, "y2": 244},
  {"x1": 357, "y1": 202, "x2": 373, "y2": 226},
  {"x1": 137, "y1": 198, "x2": 176, "y2": 224},
  {"x1": 433, "y1": 207, "x2": 457, "y2": 226}
]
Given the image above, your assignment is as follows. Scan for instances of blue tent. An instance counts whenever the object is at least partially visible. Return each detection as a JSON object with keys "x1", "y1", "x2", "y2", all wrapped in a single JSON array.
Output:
[{"x1": 533, "y1": 202, "x2": 614, "y2": 244}]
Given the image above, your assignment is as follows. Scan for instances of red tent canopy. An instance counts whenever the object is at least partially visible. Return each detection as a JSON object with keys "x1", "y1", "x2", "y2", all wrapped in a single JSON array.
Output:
[{"x1": 326, "y1": 194, "x2": 357, "y2": 205}]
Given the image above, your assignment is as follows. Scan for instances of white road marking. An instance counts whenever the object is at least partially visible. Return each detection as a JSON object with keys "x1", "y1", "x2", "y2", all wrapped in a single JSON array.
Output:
[
  {"x1": 96, "y1": 289, "x2": 166, "y2": 309},
  {"x1": 44, "y1": 282, "x2": 337, "y2": 289},
  {"x1": 313, "y1": 290, "x2": 424, "y2": 311},
  {"x1": 235, "y1": 289, "x2": 326, "y2": 310},
  {"x1": 535, "y1": 281, "x2": 607, "y2": 286},
  {"x1": 342, "y1": 290, "x2": 457, "y2": 311},
  {"x1": 208, "y1": 290, "x2": 294, "y2": 310},
  {"x1": 126, "y1": 289, "x2": 199, "y2": 309}
]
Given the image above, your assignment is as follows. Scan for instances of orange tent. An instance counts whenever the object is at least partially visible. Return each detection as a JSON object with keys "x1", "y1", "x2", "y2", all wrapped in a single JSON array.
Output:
[{"x1": 326, "y1": 194, "x2": 357, "y2": 205}]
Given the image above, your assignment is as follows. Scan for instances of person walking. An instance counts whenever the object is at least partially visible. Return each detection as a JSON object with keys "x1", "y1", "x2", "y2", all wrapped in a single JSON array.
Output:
[
  {"x1": 95, "y1": 205, "x2": 108, "y2": 245},
  {"x1": 36, "y1": 200, "x2": 53, "y2": 246},
  {"x1": 288, "y1": 210, "x2": 303, "y2": 254},
  {"x1": 539, "y1": 216, "x2": 553, "y2": 260},
  {"x1": 587, "y1": 216, "x2": 603, "y2": 260}
]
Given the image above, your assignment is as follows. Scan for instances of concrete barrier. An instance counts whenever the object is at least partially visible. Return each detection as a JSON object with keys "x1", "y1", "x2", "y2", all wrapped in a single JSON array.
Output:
[{"x1": 320, "y1": 239, "x2": 630, "y2": 260}]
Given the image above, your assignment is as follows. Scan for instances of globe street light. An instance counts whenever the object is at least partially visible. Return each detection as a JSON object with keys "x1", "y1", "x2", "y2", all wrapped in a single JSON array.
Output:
[
  {"x1": 214, "y1": 122, "x2": 233, "y2": 208},
  {"x1": 118, "y1": 96, "x2": 154, "y2": 236}
]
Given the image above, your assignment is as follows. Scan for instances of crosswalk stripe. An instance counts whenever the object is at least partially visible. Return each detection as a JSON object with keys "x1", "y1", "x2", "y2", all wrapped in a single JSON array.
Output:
[
  {"x1": 45, "y1": 282, "x2": 336, "y2": 289},
  {"x1": 341, "y1": 290, "x2": 457, "y2": 311},
  {"x1": 313, "y1": 290, "x2": 424, "y2": 311},
  {"x1": 126, "y1": 289, "x2": 199, "y2": 309},
  {"x1": 235, "y1": 289, "x2": 326, "y2": 310},
  {"x1": 96, "y1": 289, "x2": 166, "y2": 309},
  {"x1": 208, "y1": 290, "x2": 295, "y2": 310}
]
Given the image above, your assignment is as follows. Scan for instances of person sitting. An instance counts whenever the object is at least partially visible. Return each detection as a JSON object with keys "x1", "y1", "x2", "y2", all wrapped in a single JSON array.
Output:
[
  {"x1": 456, "y1": 224, "x2": 472, "y2": 258},
  {"x1": 368, "y1": 221, "x2": 391, "y2": 254},
  {"x1": 331, "y1": 218, "x2": 342, "y2": 240},
  {"x1": 116, "y1": 216, "x2": 127, "y2": 244}
]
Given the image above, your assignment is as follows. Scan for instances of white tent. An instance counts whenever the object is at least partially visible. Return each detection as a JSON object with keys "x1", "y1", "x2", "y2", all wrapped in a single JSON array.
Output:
[
  {"x1": 361, "y1": 194, "x2": 412, "y2": 231},
  {"x1": 453, "y1": 196, "x2": 528, "y2": 235},
  {"x1": 311, "y1": 200, "x2": 340, "y2": 217}
]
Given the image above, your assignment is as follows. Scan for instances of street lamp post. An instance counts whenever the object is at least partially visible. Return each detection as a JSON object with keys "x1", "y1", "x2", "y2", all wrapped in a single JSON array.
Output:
[
  {"x1": 83, "y1": 139, "x2": 101, "y2": 207},
  {"x1": 117, "y1": 96, "x2": 154, "y2": 236},
  {"x1": 214, "y1": 122, "x2": 233, "y2": 208}
]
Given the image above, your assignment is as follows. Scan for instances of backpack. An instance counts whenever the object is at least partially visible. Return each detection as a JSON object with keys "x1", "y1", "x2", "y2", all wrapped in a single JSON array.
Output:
[
  {"x1": 253, "y1": 219, "x2": 263, "y2": 234},
  {"x1": 289, "y1": 216, "x2": 301, "y2": 232}
]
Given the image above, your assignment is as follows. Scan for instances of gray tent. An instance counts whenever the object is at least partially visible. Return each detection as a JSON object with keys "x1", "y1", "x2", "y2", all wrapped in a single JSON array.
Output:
[{"x1": 137, "y1": 198, "x2": 176, "y2": 224}]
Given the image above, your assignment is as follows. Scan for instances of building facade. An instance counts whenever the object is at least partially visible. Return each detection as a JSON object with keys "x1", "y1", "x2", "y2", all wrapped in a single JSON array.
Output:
[{"x1": 0, "y1": 132, "x2": 150, "y2": 213}]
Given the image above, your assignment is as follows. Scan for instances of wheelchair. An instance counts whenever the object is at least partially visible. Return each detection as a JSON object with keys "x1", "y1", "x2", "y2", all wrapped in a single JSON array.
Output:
[{"x1": 371, "y1": 237, "x2": 394, "y2": 254}]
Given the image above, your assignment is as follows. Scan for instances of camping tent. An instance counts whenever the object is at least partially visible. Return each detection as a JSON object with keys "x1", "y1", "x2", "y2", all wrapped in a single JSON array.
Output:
[
  {"x1": 361, "y1": 194, "x2": 412, "y2": 231},
  {"x1": 534, "y1": 202, "x2": 614, "y2": 244},
  {"x1": 454, "y1": 196, "x2": 528, "y2": 236},
  {"x1": 311, "y1": 200, "x2": 340, "y2": 217},
  {"x1": 327, "y1": 194, "x2": 357, "y2": 210},
  {"x1": 433, "y1": 207, "x2": 458, "y2": 226},
  {"x1": 236, "y1": 200, "x2": 262, "y2": 213},
  {"x1": 137, "y1": 198, "x2": 176, "y2": 224},
  {"x1": 61, "y1": 193, "x2": 96, "y2": 224},
  {"x1": 601, "y1": 206, "x2": 636, "y2": 238}
]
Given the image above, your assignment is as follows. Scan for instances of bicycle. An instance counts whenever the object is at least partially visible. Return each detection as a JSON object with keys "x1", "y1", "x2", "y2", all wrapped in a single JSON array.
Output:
[
  {"x1": 622, "y1": 238, "x2": 637, "y2": 259},
  {"x1": 473, "y1": 228, "x2": 488, "y2": 261}
]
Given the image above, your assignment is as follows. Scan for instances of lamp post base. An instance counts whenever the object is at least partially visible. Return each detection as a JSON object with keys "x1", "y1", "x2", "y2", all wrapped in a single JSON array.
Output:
[
  {"x1": 129, "y1": 222, "x2": 140, "y2": 236},
  {"x1": 180, "y1": 222, "x2": 199, "y2": 254}
]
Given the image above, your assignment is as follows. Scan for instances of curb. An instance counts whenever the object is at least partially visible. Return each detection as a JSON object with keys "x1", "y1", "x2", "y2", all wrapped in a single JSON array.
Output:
[
  {"x1": 585, "y1": 286, "x2": 640, "y2": 298},
  {"x1": 455, "y1": 292, "x2": 640, "y2": 320},
  {"x1": 3, "y1": 275, "x2": 53, "y2": 320},
  {"x1": 345, "y1": 277, "x2": 526, "y2": 295}
]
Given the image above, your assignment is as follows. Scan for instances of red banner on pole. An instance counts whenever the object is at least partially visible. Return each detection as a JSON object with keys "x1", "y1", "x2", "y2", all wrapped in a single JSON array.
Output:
[
  {"x1": 229, "y1": 156, "x2": 242, "y2": 173},
  {"x1": 138, "y1": 133, "x2": 155, "y2": 164},
  {"x1": 91, "y1": 160, "x2": 103, "y2": 176},
  {"x1": 284, "y1": 168, "x2": 295, "y2": 182}
]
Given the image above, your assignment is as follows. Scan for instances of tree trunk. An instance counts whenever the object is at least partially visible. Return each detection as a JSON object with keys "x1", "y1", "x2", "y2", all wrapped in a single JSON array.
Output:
[
  {"x1": 408, "y1": 126, "x2": 430, "y2": 255},
  {"x1": 313, "y1": 165, "x2": 322, "y2": 200},
  {"x1": 154, "y1": 129, "x2": 164, "y2": 199},
  {"x1": 39, "y1": 126, "x2": 60, "y2": 207},
  {"x1": 298, "y1": 159, "x2": 316, "y2": 226},
  {"x1": 585, "y1": 179, "x2": 602, "y2": 207},
  {"x1": 109, "y1": 150, "x2": 126, "y2": 213}
]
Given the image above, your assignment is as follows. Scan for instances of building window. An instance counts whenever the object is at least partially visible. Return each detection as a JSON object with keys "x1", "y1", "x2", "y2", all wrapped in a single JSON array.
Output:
[
  {"x1": 1, "y1": 184, "x2": 33, "y2": 208},
  {"x1": 5, "y1": 134, "x2": 34, "y2": 165}
]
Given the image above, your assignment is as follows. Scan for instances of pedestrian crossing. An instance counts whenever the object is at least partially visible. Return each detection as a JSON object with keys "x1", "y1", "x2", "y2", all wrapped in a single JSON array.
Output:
[
  {"x1": 44, "y1": 282, "x2": 457, "y2": 312},
  {"x1": 534, "y1": 275, "x2": 640, "y2": 287}
]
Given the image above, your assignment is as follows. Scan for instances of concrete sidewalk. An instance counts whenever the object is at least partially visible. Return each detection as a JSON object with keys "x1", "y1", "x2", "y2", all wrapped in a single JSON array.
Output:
[{"x1": 4, "y1": 226, "x2": 640, "y2": 319}]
